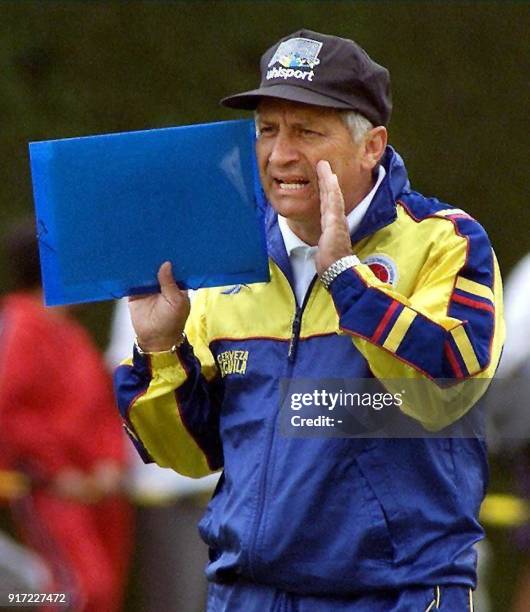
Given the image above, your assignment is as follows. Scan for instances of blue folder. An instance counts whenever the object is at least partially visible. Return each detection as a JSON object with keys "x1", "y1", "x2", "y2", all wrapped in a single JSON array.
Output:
[{"x1": 29, "y1": 119, "x2": 270, "y2": 306}]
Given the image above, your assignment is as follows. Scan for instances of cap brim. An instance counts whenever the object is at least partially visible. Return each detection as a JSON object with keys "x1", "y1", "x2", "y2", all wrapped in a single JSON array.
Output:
[{"x1": 220, "y1": 84, "x2": 353, "y2": 110}]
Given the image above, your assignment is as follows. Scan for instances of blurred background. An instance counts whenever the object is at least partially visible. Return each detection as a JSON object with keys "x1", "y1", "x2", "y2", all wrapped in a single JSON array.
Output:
[{"x1": 0, "y1": 1, "x2": 528, "y2": 611}]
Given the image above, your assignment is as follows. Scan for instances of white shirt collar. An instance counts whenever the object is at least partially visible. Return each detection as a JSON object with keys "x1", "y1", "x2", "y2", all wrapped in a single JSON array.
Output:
[
  {"x1": 278, "y1": 216, "x2": 315, "y2": 256},
  {"x1": 278, "y1": 164, "x2": 386, "y2": 254}
]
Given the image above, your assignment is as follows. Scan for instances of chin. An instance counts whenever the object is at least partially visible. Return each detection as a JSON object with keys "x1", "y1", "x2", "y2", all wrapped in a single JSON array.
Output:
[
  {"x1": 271, "y1": 203, "x2": 305, "y2": 221},
  {"x1": 269, "y1": 196, "x2": 318, "y2": 219}
]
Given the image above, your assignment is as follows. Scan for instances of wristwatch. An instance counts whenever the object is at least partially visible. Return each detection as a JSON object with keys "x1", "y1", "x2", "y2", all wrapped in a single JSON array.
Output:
[{"x1": 319, "y1": 255, "x2": 360, "y2": 290}]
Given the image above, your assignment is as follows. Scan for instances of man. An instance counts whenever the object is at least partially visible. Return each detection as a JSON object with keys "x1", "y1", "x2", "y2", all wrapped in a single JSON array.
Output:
[{"x1": 115, "y1": 30, "x2": 504, "y2": 610}]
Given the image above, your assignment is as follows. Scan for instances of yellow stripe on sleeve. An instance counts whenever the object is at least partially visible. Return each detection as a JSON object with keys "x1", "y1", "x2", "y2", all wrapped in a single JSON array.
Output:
[
  {"x1": 451, "y1": 325, "x2": 481, "y2": 375},
  {"x1": 382, "y1": 307, "x2": 417, "y2": 353},
  {"x1": 455, "y1": 276, "x2": 494, "y2": 302}
]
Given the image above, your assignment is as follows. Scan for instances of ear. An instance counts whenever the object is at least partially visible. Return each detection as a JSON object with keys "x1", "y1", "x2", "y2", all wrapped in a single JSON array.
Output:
[{"x1": 361, "y1": 127, "x2": 387, "y2": 171}]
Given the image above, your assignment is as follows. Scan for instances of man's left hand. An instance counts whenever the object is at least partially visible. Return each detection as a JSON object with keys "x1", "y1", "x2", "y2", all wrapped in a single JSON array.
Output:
[{"x1": 315, "y1": 160, "x2": 352, "y2": 276}]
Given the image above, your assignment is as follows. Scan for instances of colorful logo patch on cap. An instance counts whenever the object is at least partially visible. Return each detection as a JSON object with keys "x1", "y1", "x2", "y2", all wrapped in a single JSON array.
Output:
[
  {"x1": 362, "y1": 254, "x2": 398, "y2": 286},
  {"x1": 267, "y1": 37, "x2": 322, "y2": 83}
]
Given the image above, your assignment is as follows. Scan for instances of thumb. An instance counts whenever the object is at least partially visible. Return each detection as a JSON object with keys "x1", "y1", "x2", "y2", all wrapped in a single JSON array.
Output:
[{"x1": 157, "y1": 261, "x2": 183, "y2": 298}]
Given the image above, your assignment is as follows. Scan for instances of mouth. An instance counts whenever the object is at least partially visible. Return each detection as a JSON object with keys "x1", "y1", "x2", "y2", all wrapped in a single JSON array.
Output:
[{"x1": 273, "y1": 177, "x2": 310, "y2": 191}]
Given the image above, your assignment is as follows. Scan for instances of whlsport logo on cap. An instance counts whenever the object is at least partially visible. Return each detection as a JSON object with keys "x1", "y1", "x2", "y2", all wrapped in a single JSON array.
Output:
[{"x1": 266, "y1": 37, "x2": 322, "y2": 83}]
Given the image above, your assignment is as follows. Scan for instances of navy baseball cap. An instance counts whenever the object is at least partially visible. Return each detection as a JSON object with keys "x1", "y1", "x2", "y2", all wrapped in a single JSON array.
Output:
[{"x1": 221, "y1": 29, "x2": 392, "y2": 126}]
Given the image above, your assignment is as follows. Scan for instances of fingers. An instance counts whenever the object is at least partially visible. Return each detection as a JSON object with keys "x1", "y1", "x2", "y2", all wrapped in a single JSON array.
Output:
[
  {"x1": 316, "y1": 160, "x2": 345, "y2": 219},
  {"x1": 316, "y1": 159, "x2": 344, "y2": 214},
  {"x1": 316, "y1": 160, "x2": 330, "y2": 217},
  {"x1": 316, "y1": 159, "x2": 332, "y2": 183}
]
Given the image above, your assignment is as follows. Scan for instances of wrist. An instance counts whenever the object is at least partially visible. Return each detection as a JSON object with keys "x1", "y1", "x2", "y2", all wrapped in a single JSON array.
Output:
[{"x1": 135, "y1": 333, "x2": 186, "y2": 355}]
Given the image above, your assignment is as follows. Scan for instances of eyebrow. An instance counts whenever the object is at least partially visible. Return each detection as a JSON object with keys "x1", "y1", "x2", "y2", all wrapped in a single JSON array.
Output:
[{"x1": 258, "y1": 116, "x2": 322, "y2": 128}]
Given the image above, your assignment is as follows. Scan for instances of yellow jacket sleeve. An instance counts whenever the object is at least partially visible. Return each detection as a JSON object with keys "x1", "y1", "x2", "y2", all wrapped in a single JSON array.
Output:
[
  {"x1": 330, "y1": 218, "x2": 504, "y2": 430},
  {"x1": 114, "y1": 290, "x2": 223, "y2": 477}
]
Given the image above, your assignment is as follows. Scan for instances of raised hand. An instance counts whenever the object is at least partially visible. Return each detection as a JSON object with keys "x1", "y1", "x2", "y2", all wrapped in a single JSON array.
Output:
[
  {"x1": 128, "y1": 261, "x2": 190, "y2": 352},
  {"x1": 314, "y1": 160, "x2": 352, "y2": 276}
]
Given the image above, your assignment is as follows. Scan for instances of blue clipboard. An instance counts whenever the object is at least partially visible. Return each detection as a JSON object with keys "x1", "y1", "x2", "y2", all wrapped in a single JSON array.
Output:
[{"x1": 29, "y1": 119, "x2": 270, "y2": 306}]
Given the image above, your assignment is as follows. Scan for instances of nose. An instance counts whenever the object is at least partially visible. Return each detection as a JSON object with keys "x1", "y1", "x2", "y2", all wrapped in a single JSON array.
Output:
[{"x1": 268, "y1": 131, "x2": 299, "y2": 166}]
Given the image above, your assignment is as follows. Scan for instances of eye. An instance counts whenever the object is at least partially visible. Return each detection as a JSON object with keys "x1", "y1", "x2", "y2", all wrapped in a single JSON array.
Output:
[
  {"x1": 258, "y1": 125, "x2": 275, "y2": 136},
  {"x1": 301, "y1": 128, "x2": 321, "y2": 137}
]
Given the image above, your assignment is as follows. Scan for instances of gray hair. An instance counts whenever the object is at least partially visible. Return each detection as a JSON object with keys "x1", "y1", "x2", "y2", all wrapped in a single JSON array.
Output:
[
  {"x1": 340, "y1": 110, "x2": 374, "y2": 144},
  {"x1": 254, "y1": 108, "x2": 373, "y2": 143}
]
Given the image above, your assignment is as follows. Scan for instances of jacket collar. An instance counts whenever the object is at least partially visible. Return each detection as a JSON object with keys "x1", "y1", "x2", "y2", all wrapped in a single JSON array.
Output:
[{"x1": 349, "y1": 145, "x2": 409, "y2": 244}]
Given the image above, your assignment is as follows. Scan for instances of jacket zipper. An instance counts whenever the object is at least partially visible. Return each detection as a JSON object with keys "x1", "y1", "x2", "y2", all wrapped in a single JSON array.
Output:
[
  {"x1": 247, "y1": 273, "x2": 318, "y2": 578},
  {"x1": 287, "y1": 275, "x2": 318, "y2": 363},
  {"x1": 287, "y1": 308, "x2": 302, "y2": 362}
]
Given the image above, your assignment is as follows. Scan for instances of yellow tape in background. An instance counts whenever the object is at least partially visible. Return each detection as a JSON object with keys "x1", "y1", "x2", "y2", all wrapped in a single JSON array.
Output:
[
  {"x1": 0, "y1": 470, "x2": 30, "y2": 500},
  {"x1": 480, "y1": 493, "x2": 530, "y2": 528}
]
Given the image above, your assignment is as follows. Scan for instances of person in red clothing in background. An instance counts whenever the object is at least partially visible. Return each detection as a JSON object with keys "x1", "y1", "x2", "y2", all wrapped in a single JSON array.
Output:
[{"x1": 0, "y1": 221, "x2": 133, "y2": 611}]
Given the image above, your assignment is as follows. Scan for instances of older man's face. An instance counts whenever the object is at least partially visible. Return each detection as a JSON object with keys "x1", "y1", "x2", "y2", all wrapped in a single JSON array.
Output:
[{"x1": 255, "y1": 98, "x2": 369, "y2": 238}]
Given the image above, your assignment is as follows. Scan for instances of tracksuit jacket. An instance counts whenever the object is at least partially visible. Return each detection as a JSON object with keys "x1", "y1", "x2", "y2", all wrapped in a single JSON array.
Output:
[{"x1": 114, "y1": 146, "x2": 504, "y2": 597}]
